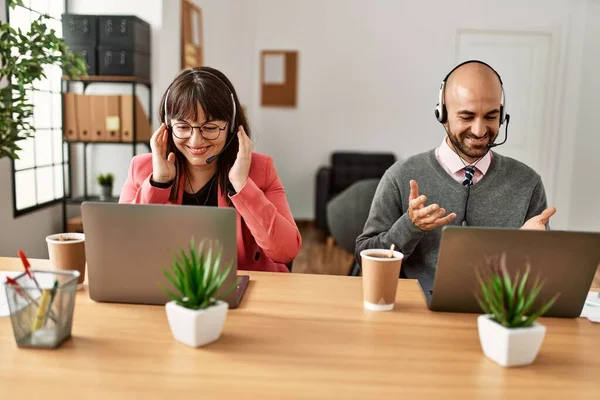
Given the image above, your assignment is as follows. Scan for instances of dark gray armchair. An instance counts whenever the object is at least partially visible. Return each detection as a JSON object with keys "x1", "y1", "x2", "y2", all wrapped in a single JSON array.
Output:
[
  {"x1": 326, "y1": 178, "x2": 380, "y2": 276},
  {"x1": 315, "y1": 152, "x2": 396, "y2": 233}
]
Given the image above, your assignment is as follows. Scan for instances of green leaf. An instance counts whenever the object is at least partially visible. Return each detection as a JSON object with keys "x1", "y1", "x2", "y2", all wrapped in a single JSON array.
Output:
[
  {"x1": 522, "y1": 293, "x2": 561, "y2": 327},
  {"x1": 161, "y1": 237, "x2": 233, "y2": 310},
  {"x1": 163, "y1": 269, "x2": 182, "y2": 295},
  {"x1": 163, "y1": 288, "x2": 182, "y2": 303},
  {"x1": 473, "y1": 256, "x2": 559, "y2": 328},
  {"x1": 10, "y1": 0, "x2": 25, "y2": 10}
]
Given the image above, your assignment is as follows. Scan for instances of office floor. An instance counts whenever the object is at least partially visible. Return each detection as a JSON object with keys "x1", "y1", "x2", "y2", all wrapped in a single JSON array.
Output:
[
  {"x1": 291, "y1": 222, "x2": 600, "y2": 287},
  {"x1": 291, "y1": 221, "x2": 354, "y2": 275}
]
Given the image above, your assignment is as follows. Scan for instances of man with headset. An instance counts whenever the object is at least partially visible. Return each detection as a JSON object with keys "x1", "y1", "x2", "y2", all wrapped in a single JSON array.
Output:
[{"x1": 355, "y1": 60, "x2": 556, "y2": 282}]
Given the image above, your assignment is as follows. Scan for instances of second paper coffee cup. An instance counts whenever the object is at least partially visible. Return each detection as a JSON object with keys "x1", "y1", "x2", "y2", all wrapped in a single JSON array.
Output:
[{"x1": 360, "y1": 249, "x2": 404, "y2": 311}]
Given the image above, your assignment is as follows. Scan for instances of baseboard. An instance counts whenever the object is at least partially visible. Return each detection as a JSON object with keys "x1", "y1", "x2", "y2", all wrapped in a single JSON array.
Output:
[{"x1": 294, "y1": 219, "x2": 315, "y2": 229}]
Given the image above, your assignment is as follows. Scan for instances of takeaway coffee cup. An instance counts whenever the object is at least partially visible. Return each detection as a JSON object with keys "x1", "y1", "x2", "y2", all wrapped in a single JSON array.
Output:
[
  {"x1": 360, "y1": 248, "x2": 404, "y2": 311},
  {"x1": 46, "y1": 233, "x2": 86, "y2": 289}
]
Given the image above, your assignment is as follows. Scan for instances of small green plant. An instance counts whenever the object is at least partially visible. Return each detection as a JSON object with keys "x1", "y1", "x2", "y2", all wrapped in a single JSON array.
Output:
[
  {"x1": 162, "y1": 238, "x2": 234, "y2": 310},
  {"x1": 96, "y1": 173, "x2": 114, "y2": 187},
  {"x1": 475, "y1": 253, "x2": 560, "y2": 328}
]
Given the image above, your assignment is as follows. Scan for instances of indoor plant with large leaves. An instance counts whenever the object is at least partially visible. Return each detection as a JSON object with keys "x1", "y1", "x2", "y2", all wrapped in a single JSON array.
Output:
[
  {"x1": 475, "y1": 253, "x2": 560, "y2": 367},
  {"x1": 0, "y1": 0, "x2": 87, "y2": 159},
  {"x1": 162, "y1": 238, "x2": 235, "y2": 348}
]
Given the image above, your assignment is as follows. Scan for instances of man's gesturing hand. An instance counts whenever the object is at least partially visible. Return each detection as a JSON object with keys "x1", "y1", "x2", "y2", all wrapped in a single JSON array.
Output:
[{"x1": 408, "y1": 180, "x2": 456, "y2": 231}]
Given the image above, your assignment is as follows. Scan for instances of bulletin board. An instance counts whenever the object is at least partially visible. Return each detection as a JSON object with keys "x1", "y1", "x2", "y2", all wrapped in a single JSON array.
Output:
[
  {"x1": 261, "y1": 50, "x2": 298, "y2": 107},
  {"x1": 181, "y1": 0, "x2": 204, "y2": 69}
]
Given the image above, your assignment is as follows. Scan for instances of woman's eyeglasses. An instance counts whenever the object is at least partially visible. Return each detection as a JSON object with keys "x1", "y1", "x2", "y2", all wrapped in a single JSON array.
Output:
[{"x1": 169, "y1": 122, "x2": 226, "y2": 140}]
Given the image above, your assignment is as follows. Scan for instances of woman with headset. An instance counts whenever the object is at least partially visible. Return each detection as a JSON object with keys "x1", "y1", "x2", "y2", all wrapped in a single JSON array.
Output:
[{"x1": 119, "y1": 66, "x2": 301, "y2": 273}]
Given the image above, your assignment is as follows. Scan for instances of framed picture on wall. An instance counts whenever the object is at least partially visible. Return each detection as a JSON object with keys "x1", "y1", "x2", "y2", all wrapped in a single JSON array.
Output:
[{"x1": 181, "y1": 0, "x2": 204, "y2": 68}]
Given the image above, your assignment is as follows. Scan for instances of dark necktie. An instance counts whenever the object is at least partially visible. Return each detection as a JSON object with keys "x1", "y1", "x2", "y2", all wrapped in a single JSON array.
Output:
[{"x1": 462, "y1": 165, "x2": 476, "y2": 187}]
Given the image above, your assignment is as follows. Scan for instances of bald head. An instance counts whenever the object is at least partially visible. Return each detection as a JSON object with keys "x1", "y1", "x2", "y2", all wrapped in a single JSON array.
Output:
[
  {"x1": 445, "y1": 62, "x2": 503, "y2": 111},
  {"x1": 441, "y1": 62, "x2": 503, "y2": 164}
]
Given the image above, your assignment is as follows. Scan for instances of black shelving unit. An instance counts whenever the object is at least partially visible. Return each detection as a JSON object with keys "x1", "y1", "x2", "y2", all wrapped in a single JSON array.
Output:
[{"x1": 60, "y1": 76, "x2": 153, "y2": 232}]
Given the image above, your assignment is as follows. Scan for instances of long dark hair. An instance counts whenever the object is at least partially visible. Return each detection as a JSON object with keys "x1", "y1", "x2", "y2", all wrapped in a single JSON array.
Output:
[{"x1": 158, "y1": 66, "x2": 251, "y2": 205}]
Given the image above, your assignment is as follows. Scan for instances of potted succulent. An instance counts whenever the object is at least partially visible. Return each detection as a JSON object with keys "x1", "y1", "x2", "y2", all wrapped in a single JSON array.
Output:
[
  {"x1": 475, "y1": 254, "x2": 560, "y2": 367},
  {"x1": 162, "y1": 238, "x2": 235, "y2": 348},
  {"x1": 96, "y1": 173, "x2": 114, "y2": 200}
]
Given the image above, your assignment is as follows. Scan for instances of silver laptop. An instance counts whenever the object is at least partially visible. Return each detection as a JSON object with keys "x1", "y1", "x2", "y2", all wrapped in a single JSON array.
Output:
[
  {"x1": 421, "y1": 226, "x2": 600, "y2": 318},
  {"x1": 81, "y1": 202, "x2": 249, "y2": 308}
]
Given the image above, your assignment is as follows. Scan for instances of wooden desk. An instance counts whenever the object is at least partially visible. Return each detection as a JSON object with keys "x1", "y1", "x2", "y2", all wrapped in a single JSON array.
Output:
[{"x1": 1, "y1": 257, "x2": 598, "y2": 398}]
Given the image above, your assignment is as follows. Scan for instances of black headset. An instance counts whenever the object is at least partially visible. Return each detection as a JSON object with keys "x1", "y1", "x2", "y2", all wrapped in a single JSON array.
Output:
[
  {"x1": 163, "y1": 68, "x2": 238, "y2": 164},
  {"x1": 434, "y1": 60, "x2": 507, "y2": 126},
  {"x1": 163, "y1": 68, "x2": 237, "y2": 134}
]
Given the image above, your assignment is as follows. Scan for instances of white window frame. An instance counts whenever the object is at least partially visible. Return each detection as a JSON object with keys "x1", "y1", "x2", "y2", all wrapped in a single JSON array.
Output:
[{"x1": 9, "y1": 0, "x2": 68, "y2": 217}]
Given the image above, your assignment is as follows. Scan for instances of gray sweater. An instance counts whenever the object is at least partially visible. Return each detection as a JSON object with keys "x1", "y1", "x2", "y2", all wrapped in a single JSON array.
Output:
[{"x1": 355, "y1": 149, "x2": 548, "y2": 283}]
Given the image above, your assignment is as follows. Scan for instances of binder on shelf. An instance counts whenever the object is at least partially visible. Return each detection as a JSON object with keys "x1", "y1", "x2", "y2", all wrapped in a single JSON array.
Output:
[
  {"x1": 75, "y1": 94, "x2": 93, "y2": 141},
  {"x1": 120, "y1": 94, "x2": 133, "y2": 142},
  {"x1": 119, "y1": 94, "x2": 152, "y2": 142},
  {"x1": 104, "y1": 95, "x2": 121, "y2": 142},
  {"x1": 63, "y1": 92, "x2": 78, "y2": 141},
  {"x1": 90, "y1": 95, "x2": 121, "y2": 142},
  {"x1": 89, "y1": 95, "x2": 105, "y2": 141}
]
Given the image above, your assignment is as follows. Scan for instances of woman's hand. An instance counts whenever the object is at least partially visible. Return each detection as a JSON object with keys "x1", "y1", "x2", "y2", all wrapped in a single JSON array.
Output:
[
  {"x1": 228, "y1": 125, "x2": 252, "y2": 192},
  {"x1": 150, "y1": 123, "x2": 176, "y2": 183}
]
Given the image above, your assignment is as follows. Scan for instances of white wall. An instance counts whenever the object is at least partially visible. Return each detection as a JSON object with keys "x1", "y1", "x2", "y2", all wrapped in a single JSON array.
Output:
[
  {"x1": 568, "y1": 0, "x2": 600, "y2": 231},
  {"x1": 190, "y1": 0, "x2": 255, "y2": 115},
  {"x1": 246, "y1": 0, "x2": 594, "y2": 223},
  {"x1": 0, "y1": 0, "x2": 63, "y2": 258}
]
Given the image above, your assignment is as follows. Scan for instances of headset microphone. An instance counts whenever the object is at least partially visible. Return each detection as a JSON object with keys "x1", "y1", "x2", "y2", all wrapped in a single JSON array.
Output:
[
  {"x1": 206, "y1": 131, "x2": 237, "y2": 164},
  {"x1": 486, "y1": 114, "x2": 510, "y2": 148}
]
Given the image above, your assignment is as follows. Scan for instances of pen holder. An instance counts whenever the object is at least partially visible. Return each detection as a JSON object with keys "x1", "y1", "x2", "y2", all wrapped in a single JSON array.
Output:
[{"x1": 4, "y1": 269, "x2": 80, "y2": 349}]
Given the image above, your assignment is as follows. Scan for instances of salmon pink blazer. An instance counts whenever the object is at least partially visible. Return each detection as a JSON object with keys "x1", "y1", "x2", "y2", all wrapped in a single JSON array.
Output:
[{"x1": 119, "y1": 152, "x2": 301, "y2": 273}]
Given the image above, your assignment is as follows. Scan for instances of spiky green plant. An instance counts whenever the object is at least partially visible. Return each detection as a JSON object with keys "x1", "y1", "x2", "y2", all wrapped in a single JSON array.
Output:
[
  {"x1": 162, "y1": 238, "x2": 235, "y2": 310},
  {"x1": 475, "y1": 253, "x2": 560, "y2": 328},
  {"x1": 96, "y1": 173, "x2": 114, "y2": 186}
]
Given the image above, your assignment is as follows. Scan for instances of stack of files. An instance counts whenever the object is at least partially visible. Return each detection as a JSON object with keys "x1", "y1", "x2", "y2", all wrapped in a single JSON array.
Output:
[{"x1": 63, "y1": 93, "x2": 152, "y2": 143}]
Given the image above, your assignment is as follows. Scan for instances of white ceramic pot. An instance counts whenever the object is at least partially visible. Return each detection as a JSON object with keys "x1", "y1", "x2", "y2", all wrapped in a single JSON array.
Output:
[
  {"x1": 165, "y1": 300, "x2": 228, "y2": 347},
  {"x1": 477, "y1": 314, "x2": 546, "y2": 367}
]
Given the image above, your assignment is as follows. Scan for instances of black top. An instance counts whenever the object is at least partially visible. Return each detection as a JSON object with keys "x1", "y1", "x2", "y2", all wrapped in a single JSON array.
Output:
[
  {"x1": 149, "y1": 174, "x2": 238, "y2": 207},
  {"x1": 182, "y1": 175, "x2": 218, "y2": 206}
]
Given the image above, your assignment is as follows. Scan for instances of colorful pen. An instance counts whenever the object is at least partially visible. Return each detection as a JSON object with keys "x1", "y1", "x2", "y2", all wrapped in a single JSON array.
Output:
[
  {"x1": 18, "y1": 249, "x2": 42, "y2": 293},
  {"x1": 42, "y1": 280, "x2": 59, "y2": 326},
  {"x1": 32, "y1": 288, "x2": 52, "y2": 331},
  {"x1": 5, "y1": 276, "x2": 58, "y2": 323}
]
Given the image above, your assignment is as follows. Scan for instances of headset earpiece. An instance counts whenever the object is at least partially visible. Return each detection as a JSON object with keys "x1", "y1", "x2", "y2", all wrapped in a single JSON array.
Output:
[
  {"x1": 229, "y1": 93, "x2": 236, "y2": 134},
  {"x1": 434, "y1": 60, "x2": 506, "y2": 126},
  {"x1": 164, "y1": 88, "x2": 170, "y2": 127},
  {"x1": 435, "y1": 81, "x2": 446, "y2": 123}
]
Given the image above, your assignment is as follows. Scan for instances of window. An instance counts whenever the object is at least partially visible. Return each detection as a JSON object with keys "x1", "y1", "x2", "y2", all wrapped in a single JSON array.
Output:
[{"x1": 9, "y1": 0, "x2": 68, "y2": 216}]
